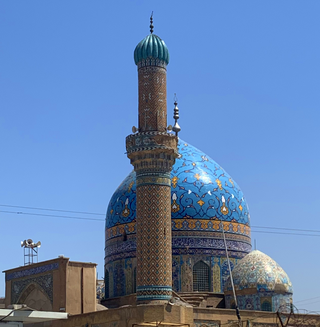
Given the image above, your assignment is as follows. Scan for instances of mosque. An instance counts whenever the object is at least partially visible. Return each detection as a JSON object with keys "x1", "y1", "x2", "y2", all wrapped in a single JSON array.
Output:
[
  {"x1": 3, "y1": 17, "x2": 311, "y2": 327},
  {"x1": 103, "y1": 17, "x2": 293, "y2": 313}
]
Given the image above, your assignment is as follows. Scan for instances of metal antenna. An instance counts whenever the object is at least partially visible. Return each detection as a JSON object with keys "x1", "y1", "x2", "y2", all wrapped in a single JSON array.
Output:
[
  {"x1": 150, "y1": 12, "x2": 154, "y2": 34},
  {"x1": 172, "y1": 94, "x2": 181, "y2": 136},
  {"x1": 220, "y1": 221, "x2": 241, "y2": 323}
]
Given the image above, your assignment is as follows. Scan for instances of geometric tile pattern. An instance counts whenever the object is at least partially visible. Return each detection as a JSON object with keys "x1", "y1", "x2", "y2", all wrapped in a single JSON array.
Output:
[
  {"x1": 136, "y1": 183, "x2": 172, "y2": 301},
  {"x1": 138, "y1": 66, "x2": 167, "y2": 132},
  {"x1": 6, "y1": 262, "x2": 59, "y2": 281}
]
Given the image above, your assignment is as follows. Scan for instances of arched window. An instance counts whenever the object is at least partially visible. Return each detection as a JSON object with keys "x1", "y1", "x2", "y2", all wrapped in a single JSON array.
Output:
[
  {"x1": 105, "y1": 269, "x2": 109, "y2": 299},
  {"x1": 261, "y1": 300, "x2": 272, "y2": 312},
  {"x1": 193, "y1": 260, "x2": 210, "y2": 292}
]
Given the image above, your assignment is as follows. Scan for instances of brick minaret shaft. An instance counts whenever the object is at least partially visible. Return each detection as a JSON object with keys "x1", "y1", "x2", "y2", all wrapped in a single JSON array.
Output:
[
  {"x1": 126, "y1": 58, "x2": 178, "y2": 303},
  {"x1": 138, "y1": 65, "x2": 167, "y2": 132}
]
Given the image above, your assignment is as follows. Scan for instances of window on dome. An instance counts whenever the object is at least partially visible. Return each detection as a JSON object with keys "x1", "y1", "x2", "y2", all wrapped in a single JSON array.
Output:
[
  {"x1": 261, "y1": 300, "x2": 272, "y2": 312},
  {"x1": 193, "y1": 260, "x2": 210, "y2": 292}
]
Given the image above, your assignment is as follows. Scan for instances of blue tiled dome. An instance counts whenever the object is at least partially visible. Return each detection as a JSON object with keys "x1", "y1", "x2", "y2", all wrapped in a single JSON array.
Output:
[
  {"x1": 224, "y1": 250, "x2": 293, "y2": 312},
  {"x1": 134, "y1": 34, "x2": 169, "y2": 65},
  {"x1": 106, "y1": 139, "x2": 250, "y2": 229},
  {"x1": 105, "y1": 139, "x2": 252, "y2": 297},
  {"x1": 224, "y1": 250, "x2": 293, "y2": 293}
]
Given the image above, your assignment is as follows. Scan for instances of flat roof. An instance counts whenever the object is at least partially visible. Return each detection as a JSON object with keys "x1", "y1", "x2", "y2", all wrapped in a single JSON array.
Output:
[{"x1": 0, "y1": 309, "x2": 68, "y2": 323}]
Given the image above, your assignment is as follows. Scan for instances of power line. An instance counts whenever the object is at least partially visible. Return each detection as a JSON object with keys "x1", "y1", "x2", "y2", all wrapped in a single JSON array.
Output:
[
  {"x1": 251, "y1": 230, "x2": 320, "y2": 237},
  {"x1": 0, "y1": 210, "x2": 104, "y2": 222},
  {"x1": 0, "y1": 204, "x2": 104, "y2": 216},
  {"x1": 1, "y1": 205, "x2": 320, "y2": 237},
  {"x1": 252, "y1": 225, "x2": 320, "y2": 234},
  {"x1": 295, "y1": 296, "x2": 320, "y2": 303}
]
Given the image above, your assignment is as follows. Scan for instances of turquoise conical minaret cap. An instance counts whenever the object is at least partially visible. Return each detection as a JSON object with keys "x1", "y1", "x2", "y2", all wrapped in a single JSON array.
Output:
[{"x1": 134, "y1": 16, "x2": 169, "y2": 65}]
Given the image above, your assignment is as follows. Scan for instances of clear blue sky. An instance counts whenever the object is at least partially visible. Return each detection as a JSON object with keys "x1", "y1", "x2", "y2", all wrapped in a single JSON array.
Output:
[{"x1": 1, "y1": 0, "x2": 319, "y2": 312}]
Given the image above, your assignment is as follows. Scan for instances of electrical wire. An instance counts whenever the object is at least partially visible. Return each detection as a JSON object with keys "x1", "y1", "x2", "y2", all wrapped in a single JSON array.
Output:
[
  {"x1": 0, "y1": 204, "x2": 104, "y2": 216},
  {"x1": 294, "y1": 296, "x2": 320, "y2": 303},
  {"x1": 252, "y1": 225, "x2": 320, "y2": 233},
  {"x1": 1, "y1": 205, "x2": 320, "y2": 237},
  {"x1": 251, "y1": 230, "x2": 320, "y2": 237},
  {"x1": 0, "y1": 210, "x2": 104, "y2": 221}
]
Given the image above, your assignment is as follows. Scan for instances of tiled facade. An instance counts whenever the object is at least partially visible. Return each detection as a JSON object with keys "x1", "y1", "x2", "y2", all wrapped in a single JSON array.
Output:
[
  {"x1": 224, "y1": 251, "x2": 293, "y2": 312},
  {"x1": 105, "y1": 140, "x2": 251, "y2": 297}
]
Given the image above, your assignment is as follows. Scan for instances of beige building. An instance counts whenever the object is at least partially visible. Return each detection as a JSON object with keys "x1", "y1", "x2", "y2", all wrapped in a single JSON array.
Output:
[{"x1": 3, "y1": 257, "x2": 96, "y2": 315}]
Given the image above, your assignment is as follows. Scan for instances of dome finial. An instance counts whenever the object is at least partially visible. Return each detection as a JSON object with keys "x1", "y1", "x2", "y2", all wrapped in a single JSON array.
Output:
[
  {"x1": 150, "y1": 11, "x2": 154, "y2": 34},
  {"x1": 172, "y1": 94, "x2": 181, "y2": 136}
]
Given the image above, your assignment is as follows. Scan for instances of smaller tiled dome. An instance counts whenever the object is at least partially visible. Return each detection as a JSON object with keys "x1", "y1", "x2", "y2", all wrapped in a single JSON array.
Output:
[
  {"x1": 224, "y1": 250, "x2": 293, "y2": 294},
  {"x1": 134, "y1": 34, "x2": 169, "y2": 65}
]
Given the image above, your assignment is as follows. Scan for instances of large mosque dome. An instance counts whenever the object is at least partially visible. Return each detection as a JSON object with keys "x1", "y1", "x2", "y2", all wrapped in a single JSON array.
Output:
[{"x1": 105, "y1": 139, "x2": 252, "y2": 298}]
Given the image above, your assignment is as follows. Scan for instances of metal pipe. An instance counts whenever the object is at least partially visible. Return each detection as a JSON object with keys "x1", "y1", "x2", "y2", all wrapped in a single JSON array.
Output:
[{"x1": 221, "y1": 220, "x2": 241, "y2": 323}]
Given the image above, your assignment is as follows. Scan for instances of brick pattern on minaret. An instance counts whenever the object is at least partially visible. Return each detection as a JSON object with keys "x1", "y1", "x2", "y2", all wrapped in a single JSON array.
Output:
[
  {"x1": 138, "y1": 66, "x2": 167, "y2": 132},
  {"x1": 126, "y1": 56, "x2": 178, "y2": 303}
]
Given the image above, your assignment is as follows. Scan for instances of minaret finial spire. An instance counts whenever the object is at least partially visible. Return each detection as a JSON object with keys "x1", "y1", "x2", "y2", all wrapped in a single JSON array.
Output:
[
  {"x1": 172, "y1": 94, "x2": 181, "y2": 136},
  {"x1": 150, "y1": 12, "x2": 154, "y2": 34}
]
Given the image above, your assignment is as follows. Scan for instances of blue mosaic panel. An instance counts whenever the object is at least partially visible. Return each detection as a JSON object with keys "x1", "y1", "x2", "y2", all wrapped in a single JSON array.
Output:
[
  {"x1": 225, "y1": 293, "x2": 292, "y2": 312},
  {"x1": 106, "y1": 139, "x2": 250, "y2": 229},
  {"x1": 11, "y1": 274, "x2": 53, "y2": 304},
  {"x1": 6, "y1": 263, "x2": 59, "y2": 281}
]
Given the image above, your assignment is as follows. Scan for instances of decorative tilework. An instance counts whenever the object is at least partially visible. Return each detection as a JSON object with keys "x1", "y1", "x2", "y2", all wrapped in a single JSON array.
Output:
[
  {"x1": 137, "y1": 66, "x2": 167, "y2": 132},
  {"x1": 136, "y1": 183, "x2": 172, "y2": 301},
  {"x1": 6, "y1": 263, "x2": 59, "y2": 281},
  {"x1": 224, "y1": 251, "x2": 293, "y2": 312},
  {"x1": 224, "y1": 251, "x2": 293, "y2": 293},
  {"x1": 107, "y1": 139, "x2": 250, "y2": 229},
  {"x1": 11, "y1": 273, "x2": 53, "y2": 304},
  {"x1": 194, "y1": 320, "x2": 220, "y2": 327},
  {"x1": 114, "y1": 262, "x2": 125, "y2": 297},
  {"x1": 225, "y1": 293, "x2": 292, "y2": 312},
  {"x1": 105, "y1": 141, "x2": 252, "y2": 298}
]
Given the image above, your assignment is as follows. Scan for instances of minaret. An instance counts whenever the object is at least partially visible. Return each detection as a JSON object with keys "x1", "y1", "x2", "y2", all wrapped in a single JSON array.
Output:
[{"x1": 126, "y1": 17, "x2": 178, "y2": 304}]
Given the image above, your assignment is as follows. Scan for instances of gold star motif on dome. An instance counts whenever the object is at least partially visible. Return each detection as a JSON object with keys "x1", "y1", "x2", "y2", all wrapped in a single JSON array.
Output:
[
  {"x1": 197, "y1": 199, "x2": 205, "y2": 206},
  {"x1": 171, "y1": 176, "x2": 179, "y2": 188},
  {"x1": 194, "y1": 173, "x2": 201, "y2": 181},
  {"x1": 239, "y1": 204, "x2": 243, "y2": 211},
  {"x1": 215, "y1": 178, "x2": 223, "y2": 190},
  {"x1": 192, "y1": 162, "x2": 196, "y2": 166},
  {"x1": 128, "y1": 181, "x2": 134, "y2": 192}
]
